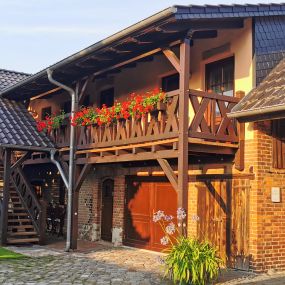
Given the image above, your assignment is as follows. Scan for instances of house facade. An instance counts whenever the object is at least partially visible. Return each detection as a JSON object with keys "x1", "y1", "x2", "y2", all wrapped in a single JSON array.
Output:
[{"x1": 1, "y1": 4, "x2": 285, "y2": 273}]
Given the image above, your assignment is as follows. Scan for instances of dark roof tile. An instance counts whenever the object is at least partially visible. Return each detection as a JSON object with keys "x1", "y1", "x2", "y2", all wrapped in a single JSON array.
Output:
[
  {"x1": 0, "y1": 97, "x2": 54, "y2": 150},
  {"x1": 0, "y1": 69, "x2": 30, "y2": 92},
  {"x1": 230, "y1": 57, "x2": 285, "y2": 118}
]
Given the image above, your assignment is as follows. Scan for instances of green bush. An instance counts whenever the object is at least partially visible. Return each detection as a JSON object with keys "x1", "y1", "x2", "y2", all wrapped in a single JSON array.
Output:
[{"x1": 164, "y1": 236, "x2": 222, "y2": 285}]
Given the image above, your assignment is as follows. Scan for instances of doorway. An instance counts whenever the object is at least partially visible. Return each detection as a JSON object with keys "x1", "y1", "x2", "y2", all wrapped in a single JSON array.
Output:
[{"x1": 101, "y1": 179, "x2": 114, "y2": 242}]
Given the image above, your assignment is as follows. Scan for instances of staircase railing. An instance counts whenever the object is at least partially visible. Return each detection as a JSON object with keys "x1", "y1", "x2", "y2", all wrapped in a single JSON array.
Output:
[{"x1": 10, "y1": 166, "x2": 46, "y2": 244}]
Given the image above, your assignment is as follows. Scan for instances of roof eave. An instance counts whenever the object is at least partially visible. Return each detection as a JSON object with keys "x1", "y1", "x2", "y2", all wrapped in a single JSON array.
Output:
[
  {"x1": 228, "y1": 104, "x2": 285, "y2": 122},
  {"x1": 0, "y1": 6, "x2": 177, "y2": 97}
]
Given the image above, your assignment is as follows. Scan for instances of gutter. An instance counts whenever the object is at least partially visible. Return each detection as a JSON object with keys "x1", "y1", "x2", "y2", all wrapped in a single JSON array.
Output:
[
  {"x1": 47, "y1": 69, "x2": 77, "y2": 252},
  {"x1": 0, "y1": 7, "x2": 176, "y2": 97},
  {"x1": 228, "y1": 104, "x2": 285, "y2": 120}
]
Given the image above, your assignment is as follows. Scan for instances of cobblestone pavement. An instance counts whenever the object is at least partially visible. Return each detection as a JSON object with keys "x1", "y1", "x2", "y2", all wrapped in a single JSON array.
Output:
[{"x1": 0, "y1": 245, "x2": 285, "y2": 284}]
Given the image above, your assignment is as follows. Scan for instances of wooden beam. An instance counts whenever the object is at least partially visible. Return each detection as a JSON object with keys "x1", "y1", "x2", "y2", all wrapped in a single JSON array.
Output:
[
  {"x1": 76, "y1": 149, "x2": 178, "y2": 164},
  {"x1": 11, "y1": 151, "x2": 32, "y2": 170},
  {"x1": 75, "y1": 164, "x2": 91, "y2": 192},
  {"x1": 78, "y1": 78, "x2": 90, "y2": 105},
  {"x1": 30, "y1": 87, "x2": 61, "y2": 101},
  {"x1": 162, "y1": 49, "x2": 181, "y2": 72},
  {"x1": 178, "y1": 39, "x2": 190, "y2": 211},
  {"x1": 157, "y1": 158, "x2": 178, "y2": 191},
  {"x1": 235, "y1": 91, "x2": 245, "y2": 171},
  {"x1": 0, "y1": 149, "x2": 11, "y2": 245}
]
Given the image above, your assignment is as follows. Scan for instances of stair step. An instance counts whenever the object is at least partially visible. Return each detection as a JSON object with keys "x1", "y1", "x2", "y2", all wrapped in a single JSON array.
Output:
[
  {"x1": 8, "y1": 225, "x2": 34, "y2": 230},
  {"x1": 6, "y1": 237, "x2": 39, "y2": 244},
  {"x1": 8, "y1": 231, "x2": 38, "y2": 236},
  {"x1": 9, "y1": 213, "x2": 29, "y2": 217},
  {"x1": 8, "y1": 219, "x2": 32, "y2": 223}
]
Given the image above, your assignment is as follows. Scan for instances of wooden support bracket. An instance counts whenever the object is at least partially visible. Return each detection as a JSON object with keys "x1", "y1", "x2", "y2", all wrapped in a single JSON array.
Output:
[
  {"x1": 157, "y1": 158, "x2": 178, "y2": 192},
  {"x1": 162, "y1": 48, "x2": 181, "y2": 73},
  {"x1": 75, "y1": 164, "x2": 91, "y2": 192}
]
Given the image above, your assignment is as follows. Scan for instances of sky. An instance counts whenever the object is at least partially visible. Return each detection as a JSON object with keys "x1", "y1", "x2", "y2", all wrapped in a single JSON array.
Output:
[{"x1": 0, "y1": 0, "x2": 283, "y2": 74}]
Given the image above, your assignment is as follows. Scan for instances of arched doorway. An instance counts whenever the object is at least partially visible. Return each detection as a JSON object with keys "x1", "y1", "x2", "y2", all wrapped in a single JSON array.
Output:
[{"x1": 101, "y1": 179, "x2": 114, "y2": 242}]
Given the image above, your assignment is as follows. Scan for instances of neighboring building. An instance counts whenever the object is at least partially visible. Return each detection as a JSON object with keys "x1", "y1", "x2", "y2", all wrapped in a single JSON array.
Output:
[{"x1": 1, "y1": 3, "x2": 285, "y2": 273}]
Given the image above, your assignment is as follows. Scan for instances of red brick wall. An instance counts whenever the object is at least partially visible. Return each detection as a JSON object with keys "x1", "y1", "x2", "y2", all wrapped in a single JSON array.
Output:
[{"x1": 246, "y1": 121, "x2": 285, "y2": 272}]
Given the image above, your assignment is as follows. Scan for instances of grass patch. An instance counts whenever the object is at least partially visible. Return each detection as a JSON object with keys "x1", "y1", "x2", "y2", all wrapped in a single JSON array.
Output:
[{"x1": 0, "y1": 247, "x2": 25, "y2": 260}]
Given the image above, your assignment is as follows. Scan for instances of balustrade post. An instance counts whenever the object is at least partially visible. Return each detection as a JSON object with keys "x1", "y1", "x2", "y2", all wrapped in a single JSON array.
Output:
[{"x1": 39, "y1": 199, "x2": 47, "y2": 245}]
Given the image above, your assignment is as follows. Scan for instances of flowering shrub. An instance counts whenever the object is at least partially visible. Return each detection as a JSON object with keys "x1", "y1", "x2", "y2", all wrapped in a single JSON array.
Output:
[
  {"x1": 36, "y1": 112, "x2": 65, "y2": 133},
  {"x1": 153, "y1": 208, "x2": 222, "y2": 285},
  {"x1": 71, "y1": 89, "x2": 166, "y2": 127}
]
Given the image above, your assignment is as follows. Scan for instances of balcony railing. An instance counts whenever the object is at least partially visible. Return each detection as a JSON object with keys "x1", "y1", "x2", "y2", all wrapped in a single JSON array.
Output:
[{"x1": 49, "y1": 89, "x2": 240, "y2": 151}]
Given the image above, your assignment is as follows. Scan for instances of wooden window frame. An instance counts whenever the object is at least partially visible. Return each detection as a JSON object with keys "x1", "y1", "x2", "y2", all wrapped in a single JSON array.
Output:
[{"x1": 272, "y1": 119, "x2": 285, "y2": 169}]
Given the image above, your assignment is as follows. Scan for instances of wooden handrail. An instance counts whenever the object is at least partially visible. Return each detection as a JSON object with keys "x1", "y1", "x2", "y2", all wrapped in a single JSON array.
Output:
[{"x1": 10, "y1": 166, "x2": 42, "y2": 234}]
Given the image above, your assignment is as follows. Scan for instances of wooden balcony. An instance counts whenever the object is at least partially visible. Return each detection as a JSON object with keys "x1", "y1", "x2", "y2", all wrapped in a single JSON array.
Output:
[{"x1": 28, "y1": 90, "x2": 241, "y2": 165}]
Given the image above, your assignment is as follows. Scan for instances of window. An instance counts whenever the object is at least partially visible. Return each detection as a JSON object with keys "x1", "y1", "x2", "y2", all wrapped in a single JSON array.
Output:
[
  {"x1": 162, "y1": 73, "x2": 179, "y2": 92},
  {"x1": 272, "y1": 119, "x2": 285, "y2": 169},
  {"x1": 205, "y1": 56, "x2": 234, "y2": 96},
  {"x1": 41, "y1": 106, "x2": 52, "y2": 120},
  {"x1": 100, "y1": 88, "x2": 114, "y2": 108}
]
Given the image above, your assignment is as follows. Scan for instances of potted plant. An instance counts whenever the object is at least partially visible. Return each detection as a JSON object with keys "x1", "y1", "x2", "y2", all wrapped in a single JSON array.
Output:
[{"x1": 153, "y1": 208, "x2": 222, "y2": 285}]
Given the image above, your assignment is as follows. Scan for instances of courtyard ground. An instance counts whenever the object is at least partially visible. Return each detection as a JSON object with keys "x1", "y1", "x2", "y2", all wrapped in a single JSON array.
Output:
[{"x1": 0, "y1": 242, "x2": 284, "y2": 284}]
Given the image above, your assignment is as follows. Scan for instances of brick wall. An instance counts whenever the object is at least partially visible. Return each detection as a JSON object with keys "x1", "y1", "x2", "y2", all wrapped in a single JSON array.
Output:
[
  {"x1": 78, "y1": 171, "x2": 101, "y2": 241},
  {"x1": 245, "y1": 121, "x2": 285, "y2": 272},
  {"x1": 112, "y1": 176, "x2": 125, "y2": 246}
]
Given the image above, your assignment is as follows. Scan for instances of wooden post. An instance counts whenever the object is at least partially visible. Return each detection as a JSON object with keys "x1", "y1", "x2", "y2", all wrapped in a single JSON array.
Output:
[
  {"x1": 39, "y1": 199, "x2": 47, "y2": 245},
  {"x1": 235, "y1": 91, "x2": 245, "y2": 171},
  {"x1": 0, "y1": 149, "x2": 11, "y2": 245},
  {"x1": 178, "y1": 39, "x2": 190, "y2": 212}
]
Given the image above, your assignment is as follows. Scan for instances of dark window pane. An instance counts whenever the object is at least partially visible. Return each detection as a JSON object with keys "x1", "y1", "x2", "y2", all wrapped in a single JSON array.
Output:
[
  {"x1": 100, "y1": 88, "x2": 114, "y2": 108},
  {"x1": 41, "y1": 106, "x2": 52, "y2": 120},
  {"x1": 206, "y1": 56, "x2": 234, "y2": 96},
  {"x1": 162, "y1": 73, "x2": 179, "y2": 92}
]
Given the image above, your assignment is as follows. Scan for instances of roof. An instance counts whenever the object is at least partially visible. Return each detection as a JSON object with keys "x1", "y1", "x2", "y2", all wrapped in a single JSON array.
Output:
[
  {"x1": 229, "y1": 57, "x2": 285, "y2": 122},
  {"x1": 0, "y1": 69, "x2": 30, "y2": 92},
  {"x1": 2, "y1": 3, "x2": 285, "y2": 101},
  {"x1": 0, "y1": 97, "x2": 54, "y2": 151}
]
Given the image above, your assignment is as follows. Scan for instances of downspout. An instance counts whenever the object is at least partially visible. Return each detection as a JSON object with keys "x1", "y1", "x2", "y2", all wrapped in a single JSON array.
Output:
[{"x1": 47, "y1": 69, "x2": 78, "y2": 252}]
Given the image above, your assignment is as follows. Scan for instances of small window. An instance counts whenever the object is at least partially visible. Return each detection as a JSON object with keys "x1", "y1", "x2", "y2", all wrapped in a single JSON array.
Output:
[
  {"x1": 162, "y1": 73, "x2": 179, "y2": 92},
  {"x1": 61, "y1": 101, "x2": 71, "y2": 114},
  {"x1": 272, "y1": 119, "x2": 285, "y2": 169},
  {"x1": 41, "y1": 106, "x2": 52, "y2": 120},
  {"x1": 206, "y1": 56, "x2": 234, "y2": 96},
  {"x1": 100, "y1": 88, "x2": 114, "y2": 108}
]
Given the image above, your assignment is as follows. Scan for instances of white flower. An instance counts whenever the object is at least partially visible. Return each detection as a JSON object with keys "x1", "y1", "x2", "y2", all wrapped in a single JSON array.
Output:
[
  {"x1": 165, "y1": 222, "x2": 176, "y2": 235},
  {"x1": 164, "y1": 215, "x2": 174, "y2": 221},
  {"x1": 177, "y1": 208, "x2": 186, "y2": 220},
  {"x1": 160, "y1": 236, "x2": 169, "y2": 246},
  {"x1": 153, "y1": 210, "x2": 165, "y2": 222}
]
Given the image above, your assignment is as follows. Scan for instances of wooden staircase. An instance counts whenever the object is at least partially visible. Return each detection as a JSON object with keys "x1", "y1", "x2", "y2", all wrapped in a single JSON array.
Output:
[{"x1": 0, "y1": 163, "x2": 41, "y2": 245}]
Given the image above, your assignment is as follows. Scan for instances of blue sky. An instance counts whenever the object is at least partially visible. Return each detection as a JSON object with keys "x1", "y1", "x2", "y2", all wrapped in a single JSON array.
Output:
[{"x1": 0, "y1": 0, "x2": 282, "y2": 74}]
